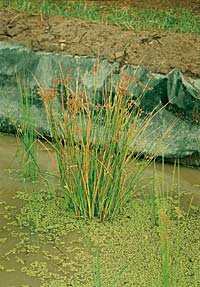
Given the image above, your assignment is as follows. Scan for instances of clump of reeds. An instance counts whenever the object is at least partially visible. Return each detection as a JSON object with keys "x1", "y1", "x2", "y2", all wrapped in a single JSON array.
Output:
[{"x1": 38, "y1": 66, "x2": 155, "y2": 221}]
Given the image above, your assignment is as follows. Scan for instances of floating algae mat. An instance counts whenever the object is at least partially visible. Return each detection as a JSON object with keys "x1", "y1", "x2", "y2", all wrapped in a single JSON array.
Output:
[{"x1": 0, "y1": 133, "x2": 200, "y2": 286}]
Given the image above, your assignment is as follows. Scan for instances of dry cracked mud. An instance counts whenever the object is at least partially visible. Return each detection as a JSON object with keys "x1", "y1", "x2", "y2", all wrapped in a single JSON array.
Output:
[{"x1": 0, "y1": 5, "x2": 200, "y2": 78}]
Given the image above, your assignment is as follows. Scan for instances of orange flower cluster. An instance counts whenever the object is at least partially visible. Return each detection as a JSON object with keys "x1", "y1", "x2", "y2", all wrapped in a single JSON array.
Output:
[{"x1": 39, "y1": 87, "x2": 57, "y2": 102}]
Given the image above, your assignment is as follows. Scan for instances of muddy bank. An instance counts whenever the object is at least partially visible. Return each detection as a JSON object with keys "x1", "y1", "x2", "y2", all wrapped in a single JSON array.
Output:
[
  {"x1": 0, "y1": 8, "x2": 200, "y2": 77},
  {"x1": 0, "y1": 5, "x2": 199, "y2": 166}
]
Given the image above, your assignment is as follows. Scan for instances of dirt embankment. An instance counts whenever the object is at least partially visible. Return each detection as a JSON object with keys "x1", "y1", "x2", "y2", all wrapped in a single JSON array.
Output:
[{"x1": 0, "y1": 7, "x2": 200, "y2": 77}]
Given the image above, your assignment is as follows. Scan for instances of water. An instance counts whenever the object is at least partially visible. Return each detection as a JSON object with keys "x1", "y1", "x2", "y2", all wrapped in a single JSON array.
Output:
[
  {"x1": 0, "y1": 133, "x2": 199, "y2": 286},
  {"x1": 0, "y1": 133, "x2": 86, "y2": 287}
]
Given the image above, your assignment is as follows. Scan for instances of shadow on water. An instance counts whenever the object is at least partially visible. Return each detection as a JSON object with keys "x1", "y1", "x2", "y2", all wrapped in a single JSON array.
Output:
[{"x1": 0, "y1": 133, "x2": 200, "y2": 286}]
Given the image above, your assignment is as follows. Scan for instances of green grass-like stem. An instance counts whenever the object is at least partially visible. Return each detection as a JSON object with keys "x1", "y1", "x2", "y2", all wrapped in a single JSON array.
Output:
[{"x1": 1, "y1": 0, "x2": 199, "y2": 35}]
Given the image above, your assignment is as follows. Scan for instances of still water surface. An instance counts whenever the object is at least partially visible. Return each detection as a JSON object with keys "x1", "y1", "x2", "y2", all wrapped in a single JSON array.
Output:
[{"x1": 0, "y1": 133, "x2": 199, "y2": 286}]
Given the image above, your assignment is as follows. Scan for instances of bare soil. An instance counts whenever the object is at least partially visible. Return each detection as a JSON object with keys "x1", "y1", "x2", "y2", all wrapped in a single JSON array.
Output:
[{"x1": 0, "y1": 6, "x2": 200, "y2": 77}]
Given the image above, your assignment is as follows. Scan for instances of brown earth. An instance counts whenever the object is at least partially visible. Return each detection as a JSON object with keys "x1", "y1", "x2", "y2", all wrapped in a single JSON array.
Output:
[{"x1": 0, "y1": 6, "x2": 200, "y2": 77}]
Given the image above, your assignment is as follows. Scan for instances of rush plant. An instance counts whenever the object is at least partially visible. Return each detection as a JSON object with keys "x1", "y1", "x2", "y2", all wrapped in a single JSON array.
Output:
[{"x1": 38, "y1": 68, "x2": 157, "y2": 221}]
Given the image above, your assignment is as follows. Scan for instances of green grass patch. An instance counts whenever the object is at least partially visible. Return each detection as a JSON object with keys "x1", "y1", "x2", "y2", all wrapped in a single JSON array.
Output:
[{"x1": 1, "y1": 0, "x2": 200, "y2": 35}]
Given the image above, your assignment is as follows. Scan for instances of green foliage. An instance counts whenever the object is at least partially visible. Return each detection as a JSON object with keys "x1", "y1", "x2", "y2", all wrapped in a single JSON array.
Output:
[
  {"x1": 17, "y1": 76, "x2": 40, "y2": 180},
  {"x1": 38, "y1": 69, "x2": 153, "y2": 221},
  {"x1": 1, "y1": 0, "x2": 199, "y2": 35},
  {"x1": 108, "y1": 7, "x2": 200, "y2": 34}
]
